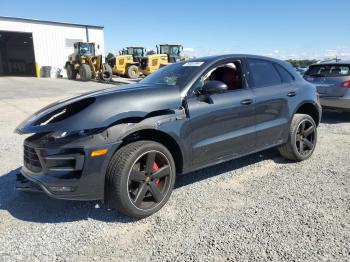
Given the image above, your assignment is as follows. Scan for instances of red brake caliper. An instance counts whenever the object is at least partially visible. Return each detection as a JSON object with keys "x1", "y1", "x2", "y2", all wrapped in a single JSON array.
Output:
[{"x1": 152, "y1": 162, "x2": 160, "y2": 185}]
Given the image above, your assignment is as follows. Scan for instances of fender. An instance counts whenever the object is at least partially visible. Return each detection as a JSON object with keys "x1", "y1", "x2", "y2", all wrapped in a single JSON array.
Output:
[{"x1": 15, "y1": 83, "x2": 182, "y2": 134}]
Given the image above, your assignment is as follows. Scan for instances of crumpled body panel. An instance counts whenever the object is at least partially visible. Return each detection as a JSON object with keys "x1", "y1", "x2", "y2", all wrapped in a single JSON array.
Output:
[{"x1": 15, "y1": 83, "x2": 182, "y2": 134}]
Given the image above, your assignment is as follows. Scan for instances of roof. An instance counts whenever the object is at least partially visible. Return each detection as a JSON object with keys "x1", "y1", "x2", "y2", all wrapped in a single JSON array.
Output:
[
  {"x1": 0, "y1": 16, "x2": 104, "y2": 29},
  {"x1": 190, "y1": 54, "x2": 289, "y2": 64},
  {"x1": 316, "y1": 60, "x2": 350, "y2": 65}
]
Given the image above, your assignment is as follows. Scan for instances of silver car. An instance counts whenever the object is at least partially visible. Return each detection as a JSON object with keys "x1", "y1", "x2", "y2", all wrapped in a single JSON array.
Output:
[{"x1": 304, "y1": 60, "x2": 350, "y2": 111}]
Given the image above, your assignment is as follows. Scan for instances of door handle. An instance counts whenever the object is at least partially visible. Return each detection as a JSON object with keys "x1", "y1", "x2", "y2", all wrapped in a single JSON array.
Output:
[
  {"x1": 287, "y1": 91, "x2": 296, "y2": 97},
  {"x1": 240, "y1": 99, "x2": 253, "y2": 105}
]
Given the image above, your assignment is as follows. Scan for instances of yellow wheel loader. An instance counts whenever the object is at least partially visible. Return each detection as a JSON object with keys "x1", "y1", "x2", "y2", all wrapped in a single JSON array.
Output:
[
  {"x1": 108, "y1": 47, "x2": 145, "y2": 79},
  {"x1": 139, "y1": 44, "x2": 188, "y2": 76},
  {"x1": 64, "y1": 42, "x2": 112, "y2": 82}
]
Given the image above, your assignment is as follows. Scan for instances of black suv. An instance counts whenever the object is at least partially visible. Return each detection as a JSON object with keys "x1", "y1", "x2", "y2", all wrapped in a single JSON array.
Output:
[{"x1": 16, "y1": 55, "x2": 321, "y2": 218}]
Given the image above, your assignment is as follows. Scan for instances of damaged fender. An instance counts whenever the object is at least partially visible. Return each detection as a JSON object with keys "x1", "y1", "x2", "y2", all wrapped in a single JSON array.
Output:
[{"x1": 15, "y1": 83, "x2": 182, "y2": 134}]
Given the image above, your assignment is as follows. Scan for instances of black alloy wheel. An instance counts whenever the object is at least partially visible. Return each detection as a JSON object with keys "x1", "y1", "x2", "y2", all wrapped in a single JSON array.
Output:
[
  {"x1": 278, "y1": 114, "x2": 318, "y2": 161},
  {"x1": 295, "y1": 119, "x2": 316, "y2": 156},
  {"x1": 127, "y1": 150, "x2": 172, "y2": 210},
  {"x1": 105, "y1": 140, "x2": 176, "y2": 218}
]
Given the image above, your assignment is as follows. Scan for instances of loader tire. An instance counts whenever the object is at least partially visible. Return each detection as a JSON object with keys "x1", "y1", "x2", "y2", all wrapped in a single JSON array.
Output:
[
  {"x1": 66, "y1": 64, "x2": 76, "y2": 80},
  {"x1": 100, "y1": 64, "x2": 112, "y2": 82},
  {"x1": 127, "y1": 65, "x2": 139, "y2": 79},
  {"x1": 79, "y1": 64, "x2": 92, "y2": 81}
]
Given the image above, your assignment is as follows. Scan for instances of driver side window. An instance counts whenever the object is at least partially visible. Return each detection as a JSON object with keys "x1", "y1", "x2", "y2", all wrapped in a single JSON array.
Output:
[{"x1": 191, "y1": 61, "x2": 243, "y2": 95}]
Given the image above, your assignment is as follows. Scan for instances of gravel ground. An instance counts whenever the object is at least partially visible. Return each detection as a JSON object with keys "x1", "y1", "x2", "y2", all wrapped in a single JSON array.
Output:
[{"x1": 0, "y1": 77, "x2": 349, "y2": 261}]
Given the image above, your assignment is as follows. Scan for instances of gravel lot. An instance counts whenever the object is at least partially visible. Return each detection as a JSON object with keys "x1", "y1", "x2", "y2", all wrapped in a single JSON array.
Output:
[{"x1": 0, "y1": 77, "x2": 349, "y2": 261}]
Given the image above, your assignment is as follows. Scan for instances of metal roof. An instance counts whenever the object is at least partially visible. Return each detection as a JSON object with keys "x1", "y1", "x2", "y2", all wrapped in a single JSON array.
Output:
[{"x1": 0, "y1": 16, "x2": 104, "y2": 29}]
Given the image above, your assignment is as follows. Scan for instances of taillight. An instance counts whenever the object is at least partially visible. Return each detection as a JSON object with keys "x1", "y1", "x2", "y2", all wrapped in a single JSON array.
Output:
[{"x1": 340, "y1": 80, "x2": 350, "y2": 88}]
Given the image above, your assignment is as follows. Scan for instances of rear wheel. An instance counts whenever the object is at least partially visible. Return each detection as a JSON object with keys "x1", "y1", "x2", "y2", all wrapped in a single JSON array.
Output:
[
  {"x1": 105, "y1": 141, "x2": 176, "y2": 218},
  {"x1": 278, "y1": 114, "x2": 317, "y2": 161},
  {"x1": 79, "y1": 64, "x2": 92, "y2": 81},
  {"x1": 66, "y1": 64, "x2": 76, "y2": 80},
  {"x1": 126, "y1": 65, "x2": 140, "y2": 79},
  {"x1": 100, "y1": 64, "x2": 112, "y2": 82}
]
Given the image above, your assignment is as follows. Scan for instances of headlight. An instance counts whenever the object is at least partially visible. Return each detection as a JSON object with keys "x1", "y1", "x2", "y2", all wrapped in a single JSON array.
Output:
[
  {"x1": 48, "y1": 129, "x2": 99, "y2": 141},
  {"x1": 49, "y1": 130, "x2": 85, "y2": 140}
]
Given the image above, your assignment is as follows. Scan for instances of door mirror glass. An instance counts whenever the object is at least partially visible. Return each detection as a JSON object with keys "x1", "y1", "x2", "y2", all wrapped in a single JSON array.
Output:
[{"x1": 201, "y1": 80, "x2": 228, "y2": 95}]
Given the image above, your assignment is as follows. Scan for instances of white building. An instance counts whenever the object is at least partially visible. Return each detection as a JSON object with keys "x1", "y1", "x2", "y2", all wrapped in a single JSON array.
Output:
[{"x1": 0, "y1": 16, "x2": 104, "y2": 77}]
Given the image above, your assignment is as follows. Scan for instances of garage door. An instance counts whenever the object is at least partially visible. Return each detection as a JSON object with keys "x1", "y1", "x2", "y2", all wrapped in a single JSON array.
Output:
[{"x1": 0, "y1": 31, "x2": 36, "y2": 76}]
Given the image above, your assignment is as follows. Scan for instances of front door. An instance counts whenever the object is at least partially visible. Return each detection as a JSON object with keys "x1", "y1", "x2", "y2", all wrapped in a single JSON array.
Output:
[{"x1": 186, "y1": 60, "x2": 256, "y2": 167}]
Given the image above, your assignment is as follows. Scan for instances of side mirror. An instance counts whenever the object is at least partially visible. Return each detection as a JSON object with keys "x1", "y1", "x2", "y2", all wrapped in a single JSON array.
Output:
[{"x1": 201, "y1": 80, "x2": 228, "y2": 95}]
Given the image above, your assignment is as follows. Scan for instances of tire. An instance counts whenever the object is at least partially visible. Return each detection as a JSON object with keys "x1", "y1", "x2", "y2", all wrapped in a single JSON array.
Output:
[
  {"x1": 278, "y1": 113, "x2": 317, "y2": 161},
  {"x1": 105, "y1": 141, "x2": 176, "y2": 218},
  {"x1": 79, "y1": 64, "x2": 92, "y2": 81},
  {"x1": 66, "y1": 64, "x2": 76, "y2": 80},
  {"x1": 100, "y1": 64, "x2": 112, "y2": 82},
  {"x1": 126, "y1": 65, "x2": 140, "y2": 79}
]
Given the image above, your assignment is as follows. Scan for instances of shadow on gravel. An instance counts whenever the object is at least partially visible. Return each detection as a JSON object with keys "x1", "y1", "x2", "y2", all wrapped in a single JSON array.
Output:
[
  {"x1": 321, "y1": 110, "x2": 350, "y2": 124},
  {"x1": 0, "y1": 149, "x2": 286, "y2": 224},
  {"x1": 0, "y1": 168, "x2": 138, "y2": 224}
]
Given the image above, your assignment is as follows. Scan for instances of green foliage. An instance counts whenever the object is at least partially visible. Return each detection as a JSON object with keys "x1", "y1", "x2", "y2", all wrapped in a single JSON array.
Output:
[
  {"x1": 286, "y1": 59, "x2": 318, "y2": 67},
  {"x1": 106, "y1": 52, "x2": 115, "y2": 62}
]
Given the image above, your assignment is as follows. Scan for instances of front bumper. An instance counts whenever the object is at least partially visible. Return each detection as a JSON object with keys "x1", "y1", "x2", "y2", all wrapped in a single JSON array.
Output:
[{"x1": 17, "y1": 132, "x2": 122, "y2": 201}]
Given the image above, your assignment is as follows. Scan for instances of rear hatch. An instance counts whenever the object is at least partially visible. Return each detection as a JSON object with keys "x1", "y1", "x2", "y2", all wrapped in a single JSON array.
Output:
[{"x1": 304, "y1": 64, "x2": 350, "y2": 97}]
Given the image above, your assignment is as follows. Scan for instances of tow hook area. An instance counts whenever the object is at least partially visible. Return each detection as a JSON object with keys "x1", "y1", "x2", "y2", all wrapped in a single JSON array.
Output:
[{"x1": 15, "y1": 173, "x2": 43, "y2": 193}]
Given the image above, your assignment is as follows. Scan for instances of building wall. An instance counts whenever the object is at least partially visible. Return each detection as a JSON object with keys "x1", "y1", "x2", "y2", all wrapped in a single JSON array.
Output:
[{"x1": 0, "y1": 18, "x2": 104, "y2": 77}]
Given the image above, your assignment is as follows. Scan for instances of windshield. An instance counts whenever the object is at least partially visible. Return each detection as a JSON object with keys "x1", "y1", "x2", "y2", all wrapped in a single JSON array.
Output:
[
  {"x1": 79, "y1": 43, "x2": 95, "y2": 56},
  {"x1": 160, "y1": 46, "x2": 180, "y2": 55},
  {"x1": 133, "y1": 48, "x2": 144, "y2": 57},
  {"x1": 140, "y1": 61, "x2": 206, "y2": 88},
  {"x1": 305, "y1": 64, "x2": 350, "y2": 77}
]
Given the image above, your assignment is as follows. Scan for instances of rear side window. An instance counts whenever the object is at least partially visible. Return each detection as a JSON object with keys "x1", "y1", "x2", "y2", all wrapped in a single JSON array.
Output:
[
  {"x1": 248, "y1": 59, "x2": 282, "y2": 87},
  {"x1": 273, "y1": 63, "x2": 295, "y2": 83},
  {"x1": 305, "y1": 65, "x2": 350, "y2": 77}
]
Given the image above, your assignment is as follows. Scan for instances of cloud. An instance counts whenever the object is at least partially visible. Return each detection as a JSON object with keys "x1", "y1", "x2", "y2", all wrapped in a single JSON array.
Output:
[
  {"x1": 183, "y1": 47, "x2": 195, "y2": 52},
  {"x1": 261, "y1": 46, "x2": 350, "y2": 60},
  {"x1": 324, "y1": 46, "x2": 350, "y2": 59}
]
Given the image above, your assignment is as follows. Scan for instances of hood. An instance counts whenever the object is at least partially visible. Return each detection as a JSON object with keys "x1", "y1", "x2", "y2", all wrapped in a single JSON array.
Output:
[{"x1": 15, "y1": 83, "x2": 181, "y2": 134}]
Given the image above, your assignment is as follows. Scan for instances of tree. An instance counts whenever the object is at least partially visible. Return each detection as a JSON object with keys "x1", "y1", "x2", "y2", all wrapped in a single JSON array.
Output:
[
  {"x1": 286, "y1": 59, "x2": 319, "y2": 67},
  {"x1": 106, "y1": 52, "x2": 115, "y2": 62}
]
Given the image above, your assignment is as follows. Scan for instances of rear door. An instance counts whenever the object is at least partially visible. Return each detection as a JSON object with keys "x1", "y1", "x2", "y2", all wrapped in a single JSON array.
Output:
[
  {"x1": 304, "y1": 64, "x2": 350, "y2": 97},
  {"x1": 247, "y1": 59, "x2": 295, "y2": 149}
]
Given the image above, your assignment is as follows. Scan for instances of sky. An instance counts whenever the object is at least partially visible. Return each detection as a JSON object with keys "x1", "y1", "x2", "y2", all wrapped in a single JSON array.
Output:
[{"x1": 1, "y1": 0, "x2": 350, "y2": 60}]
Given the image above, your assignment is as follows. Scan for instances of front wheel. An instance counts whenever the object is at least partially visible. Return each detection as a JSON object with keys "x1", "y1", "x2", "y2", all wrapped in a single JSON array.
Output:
[
  {"x1": 105, "y1": 141, "x2": 176, "y2": 218},
  {"x1": 126, "y1": 65, "x2": 139, "y2": 79},
  {"x1": 278, "y1": 114, "x2": 317, "y2": 161},
  {"x1": 79, "y1": 64, "x2": 92, "y2": 81}
]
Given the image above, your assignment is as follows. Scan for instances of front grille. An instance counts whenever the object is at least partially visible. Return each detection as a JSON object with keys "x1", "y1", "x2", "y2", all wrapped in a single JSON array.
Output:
[{"x1": 24, "y1": 145, "x2": 42, "y2": 173}]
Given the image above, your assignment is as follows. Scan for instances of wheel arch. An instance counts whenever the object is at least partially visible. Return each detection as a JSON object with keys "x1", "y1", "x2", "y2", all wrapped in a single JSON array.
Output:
[
  {"x1": 294, "y1": 102, "x2": 321, "y2": 126},
  {"x1": 118, "y1": 129, "x2": 184, "y2": 174}
]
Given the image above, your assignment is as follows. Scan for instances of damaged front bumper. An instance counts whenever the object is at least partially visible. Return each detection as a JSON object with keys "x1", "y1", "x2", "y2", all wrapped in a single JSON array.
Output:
[{"x1": 16, "y1": 131, "x2": 122, "y2": 201}]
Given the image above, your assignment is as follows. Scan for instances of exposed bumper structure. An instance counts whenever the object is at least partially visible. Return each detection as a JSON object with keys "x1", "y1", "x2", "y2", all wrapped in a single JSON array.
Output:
[{"x1": 16, "y1": 133, "x2": 122, "y2": 201}]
